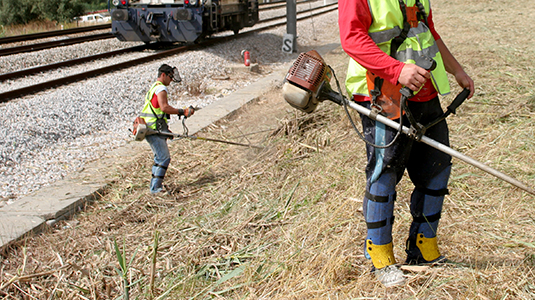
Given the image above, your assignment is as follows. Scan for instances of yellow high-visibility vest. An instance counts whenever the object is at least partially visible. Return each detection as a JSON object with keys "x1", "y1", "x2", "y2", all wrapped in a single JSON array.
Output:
[
  {"x1": 140, "y1": 81, "x2": 168, "y2": 130},
  {"x1": 346, "y1": 0, "x2": 450, "y2": 98}
]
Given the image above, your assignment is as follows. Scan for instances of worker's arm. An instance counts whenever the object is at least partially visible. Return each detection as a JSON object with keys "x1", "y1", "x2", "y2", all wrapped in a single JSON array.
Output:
[
  {"x1": 338, "y1": 0, "x2": 405, "y2": 86},
  {"x1": 156, "y1": 91, "x2": 194, "y2": 116},
  {"x1": 436, "y1": 38, "x2": 475, "y2": 98}
]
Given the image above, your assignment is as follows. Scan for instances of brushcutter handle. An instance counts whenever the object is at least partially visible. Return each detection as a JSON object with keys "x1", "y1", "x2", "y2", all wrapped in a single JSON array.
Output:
[
  {"x1": 447, "y1": 88, "x2": 470, "y2": 114},
  {"x1": 399, "y1": 55, "x2": 437, "y2": 99},
  {"x1": 182, "y1": 106, "x2": 195, "y2": 118}
]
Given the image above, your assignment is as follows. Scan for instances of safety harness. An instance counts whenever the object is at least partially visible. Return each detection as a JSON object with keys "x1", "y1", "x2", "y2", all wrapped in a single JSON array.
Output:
[
  {"x1": 364, "y1": 0, "x2": 457, "y2": 147},
  {"x1": 141, "y1": 81, "x2": 171, "y2": 133},
  {"x1": 367, "y1": 0, "x2": 428, "y2": 117}
]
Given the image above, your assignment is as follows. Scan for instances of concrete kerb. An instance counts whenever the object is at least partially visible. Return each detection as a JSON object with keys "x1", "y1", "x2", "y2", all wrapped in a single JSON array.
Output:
[{"x1": 0, "y1": 43, "x2": 342, "y2": 252}]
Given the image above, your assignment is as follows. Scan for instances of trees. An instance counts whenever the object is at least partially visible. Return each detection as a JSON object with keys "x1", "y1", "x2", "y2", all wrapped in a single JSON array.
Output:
[
  {"x1": 0, "y1": 0, "x2": 106, "y2": 26},
  {"x1": 37, "y1": 0, "x2": 86, "y2": 24},
  {"x1": 0, "y1": 0, "x2": 40, "y2": 25}
]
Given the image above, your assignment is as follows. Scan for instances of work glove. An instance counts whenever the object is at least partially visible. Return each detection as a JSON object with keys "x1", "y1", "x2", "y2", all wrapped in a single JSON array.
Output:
[{"x1": 182, "y1": 106, "x2": 195, "y2": 118}]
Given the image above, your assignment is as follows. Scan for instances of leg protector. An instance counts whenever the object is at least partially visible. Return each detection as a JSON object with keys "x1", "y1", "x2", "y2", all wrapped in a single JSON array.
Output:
[
  {"x1": 367, "y1": 240, "x2": 397, "y2": 269},
  {"x1": 146, "y1": 134, "x2": 171, "y2": 194},
  {"x1": 363, "y1": 172, "x2": 397, "y2": 262},
  {"x1": 405, "y1": 165, "x2": 450, "y2": 264},
  {"x1": 414, "y1": 234, "x2": 441, "y2": 262},
  {"x1": 150, "y1": 161, "x2": 169, "y2": 193}
]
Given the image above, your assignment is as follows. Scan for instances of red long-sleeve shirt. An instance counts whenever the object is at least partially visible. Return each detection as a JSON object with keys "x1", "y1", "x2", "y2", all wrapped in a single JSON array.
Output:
[{"x1": 338, "y1": 0, "x2": 441, "y2": 102}]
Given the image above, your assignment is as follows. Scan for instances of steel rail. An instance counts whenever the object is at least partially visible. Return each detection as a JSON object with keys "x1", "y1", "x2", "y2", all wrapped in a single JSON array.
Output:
[
  {"x1": 0, "y1": 24, "x2": 110, "y2": 45},
  {"x1": 258, "y1": 0, "x2": 286, "y2": 5},
  {"x1": 259, "y1": 2, "x2": 336, "y2": 23},
  {"x1": 0, "y1": 32, "x2": 114, "y2": 57},
  {"x1": 259, "y1": 0, "x2": 315, "y2": 11},
  {"x1": 0, "y1": 44, "x2": 149, "y2": 82},
  {"x1": 0, "y1": 4, "x2": 338, "y2": 103}
]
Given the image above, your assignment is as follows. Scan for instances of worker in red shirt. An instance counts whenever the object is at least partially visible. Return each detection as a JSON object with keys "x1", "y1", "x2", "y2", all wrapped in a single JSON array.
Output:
[
  {"x1": 140, "y1": 64, "x2": 195, "y2": 194},
  {"x1": 339, "y1": 0, "x2": 474, "y2": 287}
]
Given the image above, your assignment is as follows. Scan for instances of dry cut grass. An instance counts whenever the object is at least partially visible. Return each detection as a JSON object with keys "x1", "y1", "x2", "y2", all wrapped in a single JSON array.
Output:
[{"x1": 1, "y1": 0, "x2": 535, "y2": 298}]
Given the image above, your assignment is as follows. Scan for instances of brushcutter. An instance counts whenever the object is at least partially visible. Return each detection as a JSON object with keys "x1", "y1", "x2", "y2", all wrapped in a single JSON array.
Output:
[
  {"x1": 282, "y1": 50, "x2": 535, "y2": 196},
  {"x1": 131, "y1": 116, "x2": 263, "y2": 149}
]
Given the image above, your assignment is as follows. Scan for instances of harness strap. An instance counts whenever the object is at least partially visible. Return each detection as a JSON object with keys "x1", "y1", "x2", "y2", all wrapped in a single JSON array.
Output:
[
  {"x1": 415, "y1": 0, "x2": 428, "y2": 27},
  {"x1": 367, "y1": 216, "x2": 396, "y2": 229},
  {"x1": 153, "y1": 163, "x2": 168, "y2": 170},
  {"x1": 370, "y1": 76, "x2": 383, "y2": 102},
  {"x1": 365, "y1": 190, "x2": 395, "y2": 203},
  {"x1": 412, "y1": 211, "x2": 441, "y2": 223},
  {"x1": 152, "y1": 174, "x2": 165, "y2": 179},
  {"x1": 390, "y1": 0, "x2": 411, "y2": 57}
]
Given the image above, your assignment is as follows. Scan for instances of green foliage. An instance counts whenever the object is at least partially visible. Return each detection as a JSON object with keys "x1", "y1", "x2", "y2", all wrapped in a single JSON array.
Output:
[
  {"x1": 82, "y1": 0, "x2": 109, "y2": 12},
  {"x1": 0, "y1": 0, "x2": 106, "y2": 25},
  {"x1": 37, "y1": 0, "x2": 85, "y2": 24},
  {"x1": 0, "y1": 0, "x2": 40, "y2": 25}
]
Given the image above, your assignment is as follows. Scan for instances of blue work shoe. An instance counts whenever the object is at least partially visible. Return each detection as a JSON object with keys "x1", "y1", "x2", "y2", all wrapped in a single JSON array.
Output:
[{"x1": 405, "y1": 254, "x2": 448, "y2": 265}]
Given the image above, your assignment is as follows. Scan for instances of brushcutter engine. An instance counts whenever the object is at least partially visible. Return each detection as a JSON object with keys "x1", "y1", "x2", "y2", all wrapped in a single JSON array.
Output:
[
  {"x1": 131, "y1": 116, "x2": 176, "y2": 141},
  {"x1": 282, "y1": 50, "x2": 343, "y2": 113},
  {"x1": 132, "y1": 117, "x2": 150, "y2": 141}
]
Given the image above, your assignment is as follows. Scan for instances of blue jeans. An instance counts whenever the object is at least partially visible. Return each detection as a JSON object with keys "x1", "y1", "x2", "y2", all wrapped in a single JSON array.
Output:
[{"x1": 145, "y1": 134, "x2": 171, "y2": 193}]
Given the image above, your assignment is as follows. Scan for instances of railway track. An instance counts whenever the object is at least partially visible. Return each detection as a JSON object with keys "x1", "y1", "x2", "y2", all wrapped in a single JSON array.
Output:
[
  {"x1": 258, "y1": 0, "x2": 314, "y2": 11},
  {"x1": 0, "y1": 32, "x2": 114, "y2": 57},
  {"x1": 0, "y1": 0, "x2": 316, "y2": 56},
  {"x1": 0, "y1": 24, "x2": 110, "y2": 45},
  {"x1": 0, "y1": 2, "x2": 338, "y2": 103},
  {"x1": 1, "y1": 1, "x2": 331, "y2": 79}
]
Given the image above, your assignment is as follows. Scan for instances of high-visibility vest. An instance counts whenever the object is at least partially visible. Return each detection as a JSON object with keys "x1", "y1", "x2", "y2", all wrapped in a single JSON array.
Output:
[
  {"x1": 345, "y1": 0, "x2": 450, "y2": 98},
  {"x1": 140, "y1": 81, "x2": 168, "y2": 130}
]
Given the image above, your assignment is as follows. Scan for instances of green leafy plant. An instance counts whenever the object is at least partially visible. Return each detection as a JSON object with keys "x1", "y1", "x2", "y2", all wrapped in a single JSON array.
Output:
[{"x1": 113, "y1": 238, "x2": 141, "y2": 300}]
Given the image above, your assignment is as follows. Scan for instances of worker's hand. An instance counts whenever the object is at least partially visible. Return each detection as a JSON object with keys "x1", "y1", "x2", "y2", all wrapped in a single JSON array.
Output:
[
  {"x1": 453, "y1": 70, "x2": 475, "y2": 99},
  {"x1": 183, "y1": 106, "x2": 195, "y2": 118},
  {"x1": 398, "y1": 64, "x2": 430, "y2": 92}
]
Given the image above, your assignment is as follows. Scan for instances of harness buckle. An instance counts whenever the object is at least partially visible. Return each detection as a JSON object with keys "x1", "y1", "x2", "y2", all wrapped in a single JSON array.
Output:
[{"x1": 408, "y1": 123, "x2": 426, "y2": 141}]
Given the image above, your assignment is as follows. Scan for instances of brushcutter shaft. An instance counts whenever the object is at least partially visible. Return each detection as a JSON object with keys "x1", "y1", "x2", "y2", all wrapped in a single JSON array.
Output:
[
  {"x1": 155, "y1": 130, "x2": 262, "y2": 149},
  {"x1": 343, "y1": 99, "x2": 535, "y2": 196}
]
